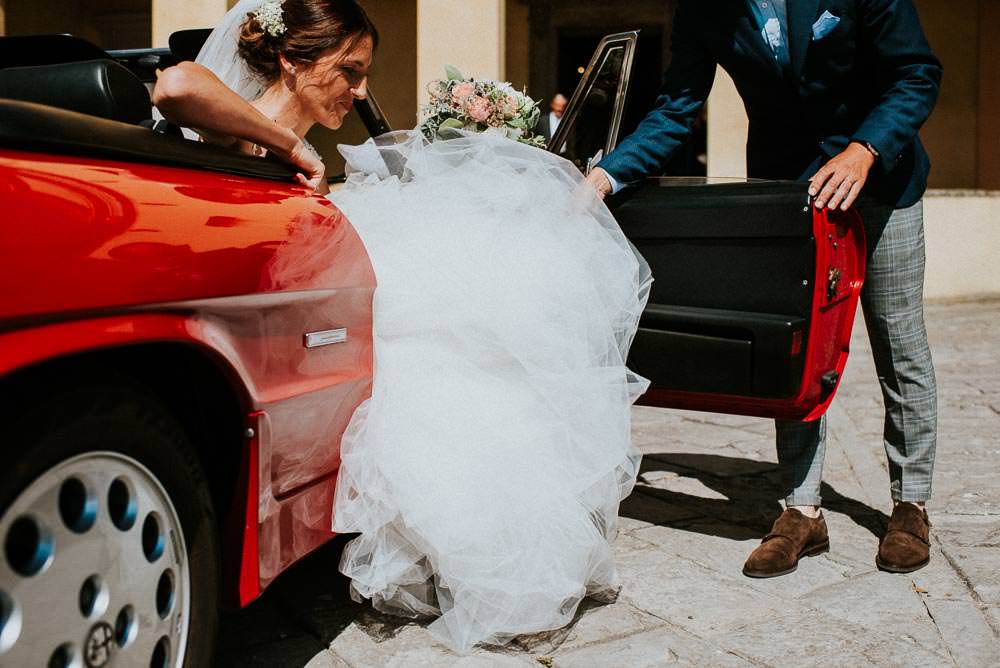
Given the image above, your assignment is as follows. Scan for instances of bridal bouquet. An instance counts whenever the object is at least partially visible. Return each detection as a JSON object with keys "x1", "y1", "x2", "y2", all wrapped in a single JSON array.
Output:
[{"x1": 419, "y1": 66, "x2": 546, "y2": 147}]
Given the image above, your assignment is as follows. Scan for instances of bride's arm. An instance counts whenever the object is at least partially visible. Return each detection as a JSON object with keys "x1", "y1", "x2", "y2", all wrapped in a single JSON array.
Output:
[{"x1": 153, "y1": 62, "x2": 326, "y2": 192}]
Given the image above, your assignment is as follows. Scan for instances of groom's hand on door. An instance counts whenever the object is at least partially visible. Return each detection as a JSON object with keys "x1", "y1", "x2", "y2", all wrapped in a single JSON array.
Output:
[
  {"x1": 586, "y1": 167, "x2": 613, "y2": 200},
  {"x1": 809, "y1": 142, "x2": 876, "y2": 211}
]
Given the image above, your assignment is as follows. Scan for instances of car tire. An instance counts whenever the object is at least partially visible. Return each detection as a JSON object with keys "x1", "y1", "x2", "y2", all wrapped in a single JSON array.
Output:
[{"x1": 0, "y1": 381, "x2": 219, "y2": 667}]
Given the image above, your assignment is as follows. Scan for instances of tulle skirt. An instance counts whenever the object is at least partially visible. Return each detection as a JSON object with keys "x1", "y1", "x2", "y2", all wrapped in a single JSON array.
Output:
[{"x1": 317, "y1": 130, "x2": 650, "y2": 651}]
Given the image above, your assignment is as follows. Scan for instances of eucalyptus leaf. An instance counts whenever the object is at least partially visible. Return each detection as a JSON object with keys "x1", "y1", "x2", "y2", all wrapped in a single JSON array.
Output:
[
  {"x1": 444, "y1": 65, "x2": 465, "y2": 81},
  {"x1": 439, "y1": 118, "x2": 465, "y2": 130}
]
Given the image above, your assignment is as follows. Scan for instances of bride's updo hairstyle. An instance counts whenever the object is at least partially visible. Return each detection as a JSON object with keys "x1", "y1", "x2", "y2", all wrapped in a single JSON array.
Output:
[{"x1": 238, "y1": 0, "x2": 378, "y2": 84}]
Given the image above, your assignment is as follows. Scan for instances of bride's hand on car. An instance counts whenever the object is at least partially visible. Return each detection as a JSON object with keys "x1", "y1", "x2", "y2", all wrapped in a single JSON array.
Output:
[
  {"x1": 289, "y1": 141, "x2": 329, "y2": 195},
  {"x1": 271, "y1": 129, "x2": 328, "y2": 195}
]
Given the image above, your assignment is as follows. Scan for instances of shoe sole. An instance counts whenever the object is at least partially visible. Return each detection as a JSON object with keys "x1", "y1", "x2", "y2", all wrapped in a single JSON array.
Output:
[
  {"x1": 742, "y1": 539, "x2": 830, "y2": 579},
  {"x1": 875, "y1": 555, "x2": 930, "y2": 574}
]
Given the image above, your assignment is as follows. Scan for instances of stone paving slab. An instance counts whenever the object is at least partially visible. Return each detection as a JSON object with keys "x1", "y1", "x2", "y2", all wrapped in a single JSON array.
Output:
[
  {"x1": 220, "y1": 300, "x2": 1000, "y2": 667},
  {"x1": 716, "y1": 610, "x2": 950, "y2": 667},
  {"x1": 305, "y1": 651, "x2": 353, "y2": 668},
  {"x1": 550, "y1": 626, "x2": 751, "y2": 667}
]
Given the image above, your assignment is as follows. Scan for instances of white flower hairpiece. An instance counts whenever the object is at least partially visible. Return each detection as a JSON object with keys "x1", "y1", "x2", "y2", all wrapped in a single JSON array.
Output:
[{"x1": 254, "y1": 0, "x2": 287, "y2": 38}]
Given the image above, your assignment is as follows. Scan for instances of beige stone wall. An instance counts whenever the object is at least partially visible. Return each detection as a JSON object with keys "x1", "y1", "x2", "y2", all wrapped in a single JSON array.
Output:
[
  {"x1": 706, "y1": 68, "x2": 748, "y2": 179},
  {"x1": 417, "y1": 0, "x2": 505, "y2": 103},
  {"x1": 307, "y1": 0, "x2": 418, "y2": 173},
  {"x1": 924, "y1": 192, "x2": 1000, "y2": 300},
  {"x1": 151, "y1": 0, "x2": 227, "y2": 48}
]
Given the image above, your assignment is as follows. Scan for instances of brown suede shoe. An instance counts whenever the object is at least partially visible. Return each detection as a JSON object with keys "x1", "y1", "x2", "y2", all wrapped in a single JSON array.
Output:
[
  {"x1": 876, "y1": 503, "x2": 931, "y2": 573},
  {"x1": 743, "y1": 509, "x2": 830, "y2": 578}
]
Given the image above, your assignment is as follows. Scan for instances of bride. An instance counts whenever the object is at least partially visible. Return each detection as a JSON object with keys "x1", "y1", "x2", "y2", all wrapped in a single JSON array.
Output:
[{"x1": 154, "y1": 0, "x2": 651, "y2": 652}]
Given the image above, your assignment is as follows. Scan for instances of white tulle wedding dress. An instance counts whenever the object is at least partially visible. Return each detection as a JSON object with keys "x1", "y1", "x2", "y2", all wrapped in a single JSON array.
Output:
[
  {"x1": 193, "y1": 0, "x2": 651, "y2": 653},
  {"x1": 312, "y1": 129, "x2": 652, "y2": 651}
]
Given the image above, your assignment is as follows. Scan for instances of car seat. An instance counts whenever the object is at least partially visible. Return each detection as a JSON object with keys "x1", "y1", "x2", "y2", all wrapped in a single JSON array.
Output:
[{"x1": 0, "y1": 58, "x2": 151, "y2": 125}]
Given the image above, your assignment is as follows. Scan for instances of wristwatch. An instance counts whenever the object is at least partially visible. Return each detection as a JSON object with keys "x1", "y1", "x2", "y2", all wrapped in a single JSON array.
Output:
[{"x1": 861, "y1": 141, "x2": 880, "y2": 159}]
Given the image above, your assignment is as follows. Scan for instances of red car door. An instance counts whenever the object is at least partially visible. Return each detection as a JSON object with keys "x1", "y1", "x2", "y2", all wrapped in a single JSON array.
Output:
[{"x1": 556, "y1": 33, "x2": 865, "y2": 422}]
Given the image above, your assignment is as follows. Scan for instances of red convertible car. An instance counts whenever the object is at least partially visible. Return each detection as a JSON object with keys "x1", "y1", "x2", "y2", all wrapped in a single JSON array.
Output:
[{"x1": 0, "y1": 32, "x2": 864, "y2": 667}]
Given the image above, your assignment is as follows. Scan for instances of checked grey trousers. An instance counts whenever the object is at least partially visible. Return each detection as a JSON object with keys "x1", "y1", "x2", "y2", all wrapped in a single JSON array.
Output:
[{"x1": 775, "y1": 200, "x2": 938, "y2": 506}]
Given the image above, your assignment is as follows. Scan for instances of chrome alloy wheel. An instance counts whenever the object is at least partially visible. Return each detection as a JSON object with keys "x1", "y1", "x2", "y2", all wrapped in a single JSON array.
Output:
[{"x1": 0, "y1": 452, "x2": 190, "y2": 668}]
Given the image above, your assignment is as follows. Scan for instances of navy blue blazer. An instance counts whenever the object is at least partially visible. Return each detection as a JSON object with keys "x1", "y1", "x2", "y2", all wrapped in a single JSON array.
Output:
[{"x1": 599, "y1": 0, "x2": 942, "y2": 207}]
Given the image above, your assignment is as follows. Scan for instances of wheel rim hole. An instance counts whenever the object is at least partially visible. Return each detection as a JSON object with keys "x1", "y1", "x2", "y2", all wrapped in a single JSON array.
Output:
[
  {"x1": 4, "y1": 515, "x2": 54, "y2": 576},
  {"x1": 142, "y1": 513, "x2": 165, "y2": 563},
  {"x1": 48, "y1": 643, "x2": 81, "y2": 668},
  {"x1": 79, "y1": 575, "x2": 109, "y2": 619},
  {"x1": 114, "y1": 605, "x2": 136, "y2": 648},
  {"x1": 0, "y1": 590, "x2": 22, "y2": 653},
  {"x1": 155, "y1": 570, "x2": 175, "y2": 619},
  {"x1": 150, "y1": 636, "x2": 170, "y2": 668},
  {"x1": 58, "y1": 477, "x2": 97, "y2": 534},
  {"x1": 108, "y1": 478, "x2": 137, "y2": 531}
]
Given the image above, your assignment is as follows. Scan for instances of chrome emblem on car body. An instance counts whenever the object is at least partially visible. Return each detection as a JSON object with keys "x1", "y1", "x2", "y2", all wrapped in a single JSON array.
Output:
[{"x1": 304, "y1": 328, "x2": 348, "y2": 349}]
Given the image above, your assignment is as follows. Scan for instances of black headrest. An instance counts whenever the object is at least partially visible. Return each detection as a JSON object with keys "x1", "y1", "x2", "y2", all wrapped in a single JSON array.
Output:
[
  {"x1": 0, "y1": 59, "x2": 151, "y2": 124},
  {"x1": 169, "y1": 29, "x2": 213, "y2": 61}
]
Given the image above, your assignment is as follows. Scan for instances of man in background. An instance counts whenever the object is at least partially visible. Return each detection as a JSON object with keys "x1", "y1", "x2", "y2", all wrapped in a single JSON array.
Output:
[{"x1": 537, "y1": 93, "x2": 567, "y2": 143}]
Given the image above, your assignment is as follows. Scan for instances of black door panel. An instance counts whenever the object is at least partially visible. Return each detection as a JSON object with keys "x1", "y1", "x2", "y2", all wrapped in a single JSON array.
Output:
[
  {"x1": 613, "y1": 179, "x2": 816, "y2": 318},
  {"x1": 631, "y1": 326, "x2": 753, "y2": 396},
  {"x1": 613, "y1": 179, "x2": 817, "y2": 402},
  {"x1": 635, "y1": 304, "x2": 806, "y2": 398}
]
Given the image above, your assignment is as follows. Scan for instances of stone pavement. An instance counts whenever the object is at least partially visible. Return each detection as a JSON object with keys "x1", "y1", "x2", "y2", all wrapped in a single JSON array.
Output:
[{"x1": 218, "y1": 300, "x2": 1000, "y2": 667}]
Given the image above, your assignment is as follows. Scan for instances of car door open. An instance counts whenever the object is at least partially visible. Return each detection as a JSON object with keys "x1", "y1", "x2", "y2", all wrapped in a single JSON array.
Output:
[{"x1": 556, "y1": 33, "x2": 866, "y2": 422}]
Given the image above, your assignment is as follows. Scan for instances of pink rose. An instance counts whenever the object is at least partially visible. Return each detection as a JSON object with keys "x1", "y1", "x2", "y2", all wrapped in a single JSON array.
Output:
[
  {"x1": 465, "y1": 95, "x2": 492, "y2": 123},
  {"x1": 503, "y1": 95, "x2": 519, "y2": 119},
  {"x1": 452, "y1": 82, "x2": 475, "y2": 102}
]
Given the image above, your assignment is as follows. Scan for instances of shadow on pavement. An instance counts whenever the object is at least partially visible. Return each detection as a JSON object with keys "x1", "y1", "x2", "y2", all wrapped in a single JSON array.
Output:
[
  {"x1": 624, "y1": 452, "x2": 889, "y2": 540},
  {"x1": 216, "y1": 533, "x2": 615, "y2": 665},
  {"x1": 217, "y1": 534, "x2": 364, "y2": 667},
  {"x1": 218, "y1": 453, "x2": 890, "y2": 665}
]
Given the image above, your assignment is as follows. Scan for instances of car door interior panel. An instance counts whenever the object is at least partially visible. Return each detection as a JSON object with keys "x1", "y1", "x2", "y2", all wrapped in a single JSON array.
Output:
[
  {"x1": 612, "y1": 178, "x2": 865, "y2": 421},
  {"x1": 553, "y1": 32, "x2": 867, "y2": 422},
  {"x1": 613, "y1": 179, "x2": 818, "y2": 396}
]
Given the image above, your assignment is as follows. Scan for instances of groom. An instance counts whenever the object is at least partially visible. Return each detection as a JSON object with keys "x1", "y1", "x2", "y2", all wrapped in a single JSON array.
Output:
[{"x1": 589, "y1": 0, "x2": 942, "y2": 577}]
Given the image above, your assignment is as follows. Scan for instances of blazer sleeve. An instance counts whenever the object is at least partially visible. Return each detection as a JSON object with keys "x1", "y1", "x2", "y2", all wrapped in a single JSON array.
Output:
[
  {"x1": 850, "y1": 0, "x2": 942, "y2": 172},
  {"x1": 598, "y1": 0, "x2": 718, "y2": 185}
]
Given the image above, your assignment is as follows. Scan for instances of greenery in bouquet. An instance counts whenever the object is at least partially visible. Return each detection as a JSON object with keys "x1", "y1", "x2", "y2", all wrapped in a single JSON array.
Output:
[{"x1": 418, "y1": 66, "x2": 546, "y2": 148}]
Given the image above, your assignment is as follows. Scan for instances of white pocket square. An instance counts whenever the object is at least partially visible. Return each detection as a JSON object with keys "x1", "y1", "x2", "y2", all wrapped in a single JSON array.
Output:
[{"x1": 812, "y1": 11, "x2": 841, "y2": 41}]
